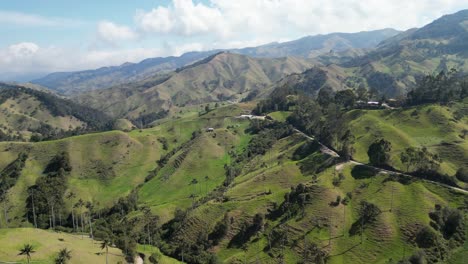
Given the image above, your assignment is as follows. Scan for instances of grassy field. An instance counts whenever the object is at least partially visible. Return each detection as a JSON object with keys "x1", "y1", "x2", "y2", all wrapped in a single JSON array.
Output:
[
  {"x1": 0, "y1": 103, "x2": 253, "y2": 225},
  {"x1": 0, "y1": 102, "x2": 466, "y2": 263},
  {"x1": 338, "y1": 103, "x2": 468, "y2": 191},
  {"x1": 0, "y1": 228, "x2": 125, "y2": 263}
]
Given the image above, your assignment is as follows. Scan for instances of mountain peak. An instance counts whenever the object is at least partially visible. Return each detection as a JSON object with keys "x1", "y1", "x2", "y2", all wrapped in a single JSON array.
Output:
[{"x1": 410, "y1": 9, "x2": 468, "y2": 39}]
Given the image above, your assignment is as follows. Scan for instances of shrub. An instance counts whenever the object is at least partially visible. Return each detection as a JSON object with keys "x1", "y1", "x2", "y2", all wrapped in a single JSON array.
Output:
[
  {"x1": 455, "y1": 167, "x2": 468, "y2": 183},
  {"x1": 149, "y1": 252, "x2": 161, "y2": 264}
]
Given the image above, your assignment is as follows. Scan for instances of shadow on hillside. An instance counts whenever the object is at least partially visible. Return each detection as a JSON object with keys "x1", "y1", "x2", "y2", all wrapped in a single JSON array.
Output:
[{"x1": 351, "y1": 165, "x2": 378, "y2": 179}]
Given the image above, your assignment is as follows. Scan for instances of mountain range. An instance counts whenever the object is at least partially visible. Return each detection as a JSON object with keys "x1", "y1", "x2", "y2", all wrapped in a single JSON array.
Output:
[
  {"x1": 75, "y1": 52, "x2": 314, "y2": 119},
  {"x1": 31, "y1": 29, "x2": 400, "y2": 95}
]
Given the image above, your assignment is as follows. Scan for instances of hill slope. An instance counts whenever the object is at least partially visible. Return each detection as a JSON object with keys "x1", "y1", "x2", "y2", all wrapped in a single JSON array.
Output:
[
  {"x1": 31, "y1": 29, "x2": 399, "y2": 95},
  {"x1": 75, "y1": 52, "x2": 315, "y2": 119},
  {"x1": 0, "y1": 102, "x2": 466, "y2": 263},
  {"x1": 31, "y1": 51, "x2": 219, "y2": 95},
  {"x1": 0, "y1": 83, "x2": 111, "y2": 141},
  {"x1": 341, "y1": 9, "x2": 468, "y2": 95}
]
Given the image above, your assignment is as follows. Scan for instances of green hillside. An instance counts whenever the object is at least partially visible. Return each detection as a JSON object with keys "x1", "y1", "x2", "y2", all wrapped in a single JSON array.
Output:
[
  {"x1": 0, "y1": 228, "x2": 126, "y2": 263},
  {"x1": 0, "y1": 83, "x2": 111, "y2": 141},
  {"x1": 344, "y1": 102, "x2": 468, "y2": 177},
  {"x1": 0, "y1": 101, "x2": 465, "y2": 263}
]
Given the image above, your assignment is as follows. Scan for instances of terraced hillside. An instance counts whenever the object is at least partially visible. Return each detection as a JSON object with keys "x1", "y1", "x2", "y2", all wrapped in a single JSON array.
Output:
[
  {"x1": 342, "y1": 102, "x2": 468, "y2": 187},
  {"x1": 0, "y1": 102, "x2": 466, "y2": 263}
]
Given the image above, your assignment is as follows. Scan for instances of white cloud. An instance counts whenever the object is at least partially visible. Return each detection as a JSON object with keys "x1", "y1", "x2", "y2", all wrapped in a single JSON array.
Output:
[
  {"x1": 135, "y1": 0, "x2": 226, "y2": 37},
  {"x1": 8, "y1": 42, "x2": 39, "y2": 57},
  {"x1": 97, "y1": 21, "x2": 138, "y2": 42},
  {"x1": 134, "y1": 0, "x2": 468, "y2": 45},
  {"x1": 0, "y1": 10, "x2": 83, "y2": 27},
  {"x1": 0, "y1": 42, "x2": 165, "y2": 80}
]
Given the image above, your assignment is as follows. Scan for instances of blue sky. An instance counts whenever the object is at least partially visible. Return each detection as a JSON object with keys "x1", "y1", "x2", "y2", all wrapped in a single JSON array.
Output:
[{"x1": 1, "y1": 0, "x2": 467, "y2": 81}]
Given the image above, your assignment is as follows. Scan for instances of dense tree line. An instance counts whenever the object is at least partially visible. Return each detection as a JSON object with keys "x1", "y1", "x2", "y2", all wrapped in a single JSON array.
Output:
[
  {"x1": 26, "y1": 152, "x2": 72, "y2": 229},
  {"x1": 0, "y1": 153, "x2": 28, "y2": 200},
  {"x1": 0, "y1": 153, "x2": 28, "y2": 227},
  {"x1": 268, "y1": 183, "x2": 313, "y2": 221},
  {"x1": 132, "y1": 110, "x2": 169, "y2": 128},
  {"x1": 407, "y1": 69, "x2": 468, "y2": 105},
  {"x1": 402, "y1": 205, "x2": 466, "y2": 263},
  {"x1": 0, "y1": 84, "x2": 113, "y2": 142}
]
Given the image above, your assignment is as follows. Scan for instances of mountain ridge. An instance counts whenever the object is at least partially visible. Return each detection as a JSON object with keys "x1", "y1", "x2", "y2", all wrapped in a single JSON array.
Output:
[
  {"x1": 74, "y1": 52, "x2": 316, "y2": 119},
  {"x1": 31, "y1": 29, "x2": 400, "y2": 94}
]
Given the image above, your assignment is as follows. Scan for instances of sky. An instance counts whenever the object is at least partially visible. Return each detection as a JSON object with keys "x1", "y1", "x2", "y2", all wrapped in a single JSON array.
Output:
[{"x1": 1, "y1": 0, "x2": 467, "y2": 81}]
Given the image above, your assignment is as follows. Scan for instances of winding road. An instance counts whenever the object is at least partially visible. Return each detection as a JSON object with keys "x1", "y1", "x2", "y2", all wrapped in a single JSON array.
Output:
[{"x1": 292, "y1": 128, "x2": 468, "y2": 195}]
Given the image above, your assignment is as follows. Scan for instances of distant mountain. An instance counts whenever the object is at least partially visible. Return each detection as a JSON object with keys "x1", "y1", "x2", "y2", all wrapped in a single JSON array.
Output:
[
  {"x1": 75, "y1": 52, "x2": 315, "y2": 119},
  {"x1": 233, "y1": 28, "x2": 401, "y2": 58},
  {"x1": 337, "y1": 9, "x2": 468, "y2": 95},
  {"x1": 32, "y1": 29, "x2": 399, "y2": 95},
  {"x1": 31, "y1": 51, "x2": 219, "y2": 95},
  {"x1": 0, "y1": 83, "x2": 111, "y2": 141},
  {"x1": 273, "y1": 9, "x2": 468, "y2": 97}
]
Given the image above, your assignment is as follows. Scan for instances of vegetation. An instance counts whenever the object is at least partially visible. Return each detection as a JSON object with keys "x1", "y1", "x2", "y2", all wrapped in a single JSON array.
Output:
[
  {"x1": 367, "y1": 139, "x2": 392, "y2": 167},
  {"x1": 407, "y1": 69, "x2": 468, "y2": 105},
  {"x1": 18, "y1": 244, "x2": 35, "y2": 264},
  {"x1": 0, "y1": 83, "x2": 112, "y2": 142},
  {"x1": 54, "y1": 248, "x2": 72, "y2": 264},
  {"x1": 1, "y1": 10, "x2": 468, "y2": 263}
]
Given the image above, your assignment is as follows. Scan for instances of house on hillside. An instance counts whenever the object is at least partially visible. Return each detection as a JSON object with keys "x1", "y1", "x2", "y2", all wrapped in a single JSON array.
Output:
[
  {"x1": 238, "y1": 114, "x2": 266, "y2": 120},
  {"x1": 356, "y1": 100, "x2": 382, "y2": 109},
  {"x1": 367, "y1": 101, "x2": 380, "y2": 108},
  {"x1": 206, "y1": 128, "x2": 214, "y2": 132}
]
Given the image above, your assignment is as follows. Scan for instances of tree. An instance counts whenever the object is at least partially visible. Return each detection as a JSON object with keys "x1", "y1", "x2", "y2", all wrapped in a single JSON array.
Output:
[
  {"x1": 18, "y1": 244, "x2": 35, "y2": 264},
  {"x1": 400, "y1": 147, "x2": 417, "y2": 172},
  {"x1": 334, "y1": 89, "x2": 356, "y2": 109},
  {"x1": 367, "y1": 139, "x2": 392, "y2": 166},
  {"x1": 400, "y1": 147, "x2": 441, "y2": 172},
  {"x1": 65, "y1": 192, "x2": 76, "y2": 232},
  {"x1": 356, "y1": 85, "x2": 368, "y2": 101},
  {"x1": 101, "y1": 239, "x2": 112, "y2": 264},
  {"x1": 55, "y1": 248, "x2": 72, "y2": 264},
  {"x1": 340, "y1": 130, "x2": 355, "y2": 161},
  {"x1": 455, "y1": 167, "x2": 468, "y2": 183},
  {"x1": 149, "y1": 252, "x2": 162, "y2": 264},
  {"x1": 317, "y1": 86, "x2": 335, "y2": 108}
]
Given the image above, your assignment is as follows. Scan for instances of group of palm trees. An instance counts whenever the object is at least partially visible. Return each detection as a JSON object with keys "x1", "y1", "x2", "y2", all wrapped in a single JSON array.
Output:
[
  {"x1": 18, "y1": 244, "x2": 71, "y2": 264},
  {"x1": 17, "y1": 240, "x2": 111, "y2": 264}
]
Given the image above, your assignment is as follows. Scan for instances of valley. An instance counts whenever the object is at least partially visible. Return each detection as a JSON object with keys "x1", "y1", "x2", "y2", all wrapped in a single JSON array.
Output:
[{"x1": 0, "y1": 6, "x2": 467, "y2": 264}]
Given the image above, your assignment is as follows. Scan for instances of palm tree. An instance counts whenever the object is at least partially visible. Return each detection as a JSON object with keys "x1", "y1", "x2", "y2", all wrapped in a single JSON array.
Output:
[
  {"x1": 55, "y1": 248, "x2": 72, "y2": 264},
  {"x1": 65, "y1": 192, "x2": 76, "y2": 232},
  {"x1": 18, "y1": 244, "x2": 35, "y2": 264},
  {"x1": 101, "y1": 239, "x2": 112, "y2": 264}
]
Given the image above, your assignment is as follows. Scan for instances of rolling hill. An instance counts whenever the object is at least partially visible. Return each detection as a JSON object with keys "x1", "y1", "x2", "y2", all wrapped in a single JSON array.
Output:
[
  {"x1": 0, "y1": 101, "x2": 466, "y2": 263},
  {"x1": 0, "y1": 83, "x2": 112, "y2": 141},
  {"x1": 74, "y1": 52, "x2": 315, "y2": 119}
]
